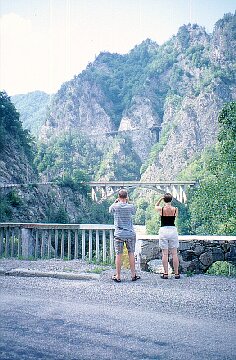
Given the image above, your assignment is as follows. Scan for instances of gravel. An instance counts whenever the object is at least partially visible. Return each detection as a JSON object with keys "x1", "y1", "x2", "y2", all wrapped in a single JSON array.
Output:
[
  {"x1": 0, "y1": 258, "x2": 236, "y2": 321},
  {"x1": 1, "y1": 259, "x2": 236, "y2": 360}
]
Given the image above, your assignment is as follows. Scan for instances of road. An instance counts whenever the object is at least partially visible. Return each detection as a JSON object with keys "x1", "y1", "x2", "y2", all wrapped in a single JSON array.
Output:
[{"x1": 0, "y1": 272, "x2": 236, "y2": 360}]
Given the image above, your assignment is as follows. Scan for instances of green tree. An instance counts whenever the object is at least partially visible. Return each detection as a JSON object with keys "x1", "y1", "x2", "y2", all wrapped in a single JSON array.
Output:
[
  {"x1": 0, "y1": 91, "x2": 34, "y2": 161},
  {"x1": 218, "y1": 102, "x2": 236, "y2": 167},
  {"x1": 179, "y1": 102, "x2": 236, "y2": 235}
]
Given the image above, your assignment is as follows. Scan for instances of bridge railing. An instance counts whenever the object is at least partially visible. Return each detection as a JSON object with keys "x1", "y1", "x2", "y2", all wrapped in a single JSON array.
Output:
[{"x1": 0, "y1": 223, "x2": 115, "y2": 263}]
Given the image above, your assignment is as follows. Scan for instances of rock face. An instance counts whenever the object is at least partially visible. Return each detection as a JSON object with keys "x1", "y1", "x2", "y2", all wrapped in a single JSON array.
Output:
[
  {"x1": 0, "y1": 134, "x2": 36, "y2": 185},
  {"x1": 119, "y1": 95, "x2": 161, "y2": 162},
  {"x1": 141, "y1": 83, "x2": 231, "y2": 181},
  {"x1": 0, "y1": 184, "x2": 87, "y2": 223},
  {"x1": 40, "y1": 80, "x2": 115, "y2": 141}
]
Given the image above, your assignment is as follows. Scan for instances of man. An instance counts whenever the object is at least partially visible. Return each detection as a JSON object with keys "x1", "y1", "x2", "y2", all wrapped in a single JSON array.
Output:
[{"x1": 109, "y1": 189, "x2": 140, "y2": 283}]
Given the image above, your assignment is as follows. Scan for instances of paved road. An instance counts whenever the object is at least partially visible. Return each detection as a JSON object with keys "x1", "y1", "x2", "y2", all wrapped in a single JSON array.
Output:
[{"x1": 0, "y1": 273, "x2": 236, "y2": 360}]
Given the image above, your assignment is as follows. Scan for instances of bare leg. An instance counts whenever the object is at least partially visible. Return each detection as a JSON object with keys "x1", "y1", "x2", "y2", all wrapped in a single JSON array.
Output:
[
  {"x1": 162, "y1": 249, "x2": 169, "y2": 274},
  {"x1": 170, "y1": 248, "x2": 179, "y2": 275},
  {"x1": 128, "y1": 252, "x2": 136, "y2": 278},
  {"x1": 115, "y1": 254, "x2": 122, "y2": 280}
]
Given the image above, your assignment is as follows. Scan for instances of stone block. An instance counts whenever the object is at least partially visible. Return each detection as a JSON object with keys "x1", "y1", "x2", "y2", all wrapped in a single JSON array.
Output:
[
  {"x1": 193, "y1": 244, "x2": 205, "y2": 256},
  {"x1": 179, "y1": 241, "x2": 194, "y2": 251},
  {"x1": 181, "y1": 249, "x2": 197, "y2": 262},
  {"x1": 140, "y1": 240, "x2": 160, "y2": 260},
  {"x1": 179, "y1": 258, "x2": 191, "y2": 273},
  {"x1": 225, "y1": 246, "x2": 236, "y2": 264},
  {"x1": 21, "y1": 228, "x2": 34, "y2": 259},
  {"x1": 199, "y1": 251, "x2": 213, "y2": 267},
  {"x1": 221, "y1": 242, "x2": 230, "y2": 252},
  {"x1": 187, "y1": 259, "x2": 201, "y2": 273},
  {"x1": 147, "y1": 259, "x2": 173, "y2": 274},
  {"x1": 212, "y1": 247, "x2": 224, "y2": 262}
]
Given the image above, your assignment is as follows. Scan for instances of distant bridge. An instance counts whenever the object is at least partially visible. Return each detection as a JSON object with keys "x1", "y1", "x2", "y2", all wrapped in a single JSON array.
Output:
[
  {"x1": 0, "y1": 182, "x2": 55, "y2": 189},
  {"x1": 0, "y1": 180, "x2": 198, "y2": 203},
  {"x1": 87, "y1": 180, "x2": 197, "y2": 203}
]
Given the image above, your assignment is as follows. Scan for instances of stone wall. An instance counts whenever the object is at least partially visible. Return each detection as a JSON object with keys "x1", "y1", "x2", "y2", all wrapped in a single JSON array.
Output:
[{"x1": 137, "y1": 235, "x2": 236, "y2": 274}]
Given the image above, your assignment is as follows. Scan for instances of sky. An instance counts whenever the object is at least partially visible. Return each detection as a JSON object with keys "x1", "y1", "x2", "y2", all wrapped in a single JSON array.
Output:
[{"x1": 0, "y1": 0, "x2": 235, "y2": 96}]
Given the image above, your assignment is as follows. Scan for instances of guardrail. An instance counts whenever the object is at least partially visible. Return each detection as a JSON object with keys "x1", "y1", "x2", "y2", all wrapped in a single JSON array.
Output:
[{"x1": 0, "y1": 223, "x2": 115, "y2": 263}]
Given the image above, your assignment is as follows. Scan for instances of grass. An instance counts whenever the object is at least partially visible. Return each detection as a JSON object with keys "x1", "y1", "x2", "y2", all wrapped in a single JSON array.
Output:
[{"x1": 85, "y1": 267, "x2": 108, "y2": 274}]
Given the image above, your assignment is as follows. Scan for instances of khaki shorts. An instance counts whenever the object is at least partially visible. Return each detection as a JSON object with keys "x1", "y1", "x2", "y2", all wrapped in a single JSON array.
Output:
[
  {"x1": 159, "y1": 226, "x2": 179, "y2": 249},
  {"x1": 114, "y1": 236, "x2": 136, "y2": 255}
]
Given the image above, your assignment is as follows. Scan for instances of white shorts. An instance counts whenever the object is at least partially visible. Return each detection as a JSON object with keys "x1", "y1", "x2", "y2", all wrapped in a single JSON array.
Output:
[{"x1": 159, "y1": 226, "x2": 179, "y2": 249}]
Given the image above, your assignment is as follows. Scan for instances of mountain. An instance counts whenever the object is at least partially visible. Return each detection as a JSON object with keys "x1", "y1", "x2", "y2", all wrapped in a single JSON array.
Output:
[
  {"x1": 12, "y1": 91, "x2": 51, "y2": 137},
  {"x1": 1, "y1": 13, "x2": 235, "y2": 229},
  {"x1": 35, "y1": 13, "x2": 236, "y2": 184}
]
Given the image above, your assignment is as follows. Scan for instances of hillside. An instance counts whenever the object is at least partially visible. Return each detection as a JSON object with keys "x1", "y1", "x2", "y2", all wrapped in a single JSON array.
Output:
[
  {"x1": 0, "y1": 92, "x2": 110, "y2": 224},
  {"x1": 11, "y1": 91, "x2": 51, "y2": 137}
]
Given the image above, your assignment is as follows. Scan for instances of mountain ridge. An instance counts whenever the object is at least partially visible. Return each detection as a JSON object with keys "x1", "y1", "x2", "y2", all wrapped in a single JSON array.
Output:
[{"x1": 11, "y1": 12, "x2": 236, "y2": 184}]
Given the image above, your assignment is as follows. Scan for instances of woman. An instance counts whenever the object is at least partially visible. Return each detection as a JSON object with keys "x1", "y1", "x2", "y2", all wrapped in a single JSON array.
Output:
[{"x1": 155, "y1": 193, "x2": 180, "y2": 279}]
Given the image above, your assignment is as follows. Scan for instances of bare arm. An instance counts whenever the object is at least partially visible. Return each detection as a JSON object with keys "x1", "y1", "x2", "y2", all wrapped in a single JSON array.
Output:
[
  {"x1": 155, "y1": 196, "x2": 164, "y2": 213},
  {"x1": 109, "y1": 198, "x2": 119, "y2": 213}
]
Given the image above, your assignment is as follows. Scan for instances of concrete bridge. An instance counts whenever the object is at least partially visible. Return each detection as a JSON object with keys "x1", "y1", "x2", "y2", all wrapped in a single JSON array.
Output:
[
  {"x1": 88, "y1": 180, "x2": 197, "y2": 203},
  {"x1": 0, "y1": 223, "x2": 235, "y2": 274},
  {"x1": 0, "y1": 180, "x2": 197, "y2": 203}
]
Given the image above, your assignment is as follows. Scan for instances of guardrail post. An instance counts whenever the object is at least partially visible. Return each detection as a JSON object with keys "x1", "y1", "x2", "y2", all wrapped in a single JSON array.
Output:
[
  {"x1": 82, "y1": 230, "x2": 85, "y2": 260},
  {"x1": 102, "y1": 230, "x2": 106, "y2": 262},
  {"x1": 54, "y1": 229, "x2": 59, "y2": 257},
  {"x1": 21, "y1": 228, "x2": 34, "y2": 259},
  {"x1": 89, "y1": 230, "x2": 93, "y2": 261},
  {"x1": 96, "y1": 230, "x2": 100, "y2": 262},
  {"x1": 0, "y1": 228, "x2": 3, "y2": 257},
  {"x1": 109, "y1": 230, "x2": 114, "y2": 263},
  {"x1": 67, "y1": 230, "x2": 71, "y2": 260},
  {"x1": 74, "y1": 230, "x2": 78, "y2": 259}
]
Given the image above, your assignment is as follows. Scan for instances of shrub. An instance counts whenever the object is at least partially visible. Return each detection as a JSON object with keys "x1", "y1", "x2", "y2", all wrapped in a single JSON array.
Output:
[{"x1": 206, "y1": 261, "x2": 236, "y2": 277}]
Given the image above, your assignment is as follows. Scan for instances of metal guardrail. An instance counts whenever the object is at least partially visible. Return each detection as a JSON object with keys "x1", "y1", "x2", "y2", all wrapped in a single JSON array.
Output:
[{"x1": 0, "y1": 223, "x2": 115, "y2": 262}]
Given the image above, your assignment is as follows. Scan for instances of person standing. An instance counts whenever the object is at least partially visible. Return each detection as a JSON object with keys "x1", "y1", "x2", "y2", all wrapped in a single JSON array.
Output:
[
  {"x1": 155, "y1": 193, "x2": 180, "y2": 279},
  {"x1": 109, "y1": 189, "x2": 140, "y2": 283}
]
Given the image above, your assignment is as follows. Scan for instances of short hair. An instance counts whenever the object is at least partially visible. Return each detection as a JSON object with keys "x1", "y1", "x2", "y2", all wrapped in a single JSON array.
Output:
[
  {"x1": 118, "y1": 189, "x2": 128, "y2": 199},
  {"x1": 163, "y1": 193, "x2": 172, "y2": 203}
]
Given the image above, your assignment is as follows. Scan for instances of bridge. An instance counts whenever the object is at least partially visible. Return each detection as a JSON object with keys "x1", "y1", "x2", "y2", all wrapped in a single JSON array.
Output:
[
  {"x1": 0, "y1": 223, "x2": 235, "y2": 274},
  {"x1": 88, "y1": 180, "x2": 197, "y2": 203},
  {"x1": 0, "y1": 180, "x2": 198, "y2": 203}
]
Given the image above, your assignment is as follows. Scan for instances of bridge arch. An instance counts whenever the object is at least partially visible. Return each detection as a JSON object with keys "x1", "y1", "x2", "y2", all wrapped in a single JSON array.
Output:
[{"x1": 87, "y1": 181, "x2": 197, "y2": 204}]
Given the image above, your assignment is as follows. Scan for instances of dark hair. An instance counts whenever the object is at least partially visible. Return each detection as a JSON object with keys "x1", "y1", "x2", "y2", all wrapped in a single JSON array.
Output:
[
  {"x1": 163, "y1": 193, "x2": 172, "y2": 203},
  {"x1": 118, "y1": 189, "x2": 128, "y2": 199}
]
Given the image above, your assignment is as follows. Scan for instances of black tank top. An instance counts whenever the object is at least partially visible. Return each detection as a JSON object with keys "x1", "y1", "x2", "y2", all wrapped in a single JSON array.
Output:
[{"x1": 160, "y1": 207, "x2": 177, "y2": 227}]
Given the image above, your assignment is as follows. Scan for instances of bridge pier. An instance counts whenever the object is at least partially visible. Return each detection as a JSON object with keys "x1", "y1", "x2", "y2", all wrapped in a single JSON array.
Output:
[{"x1": 91, "y1": 187, "x2": 97, "y2": 201}]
